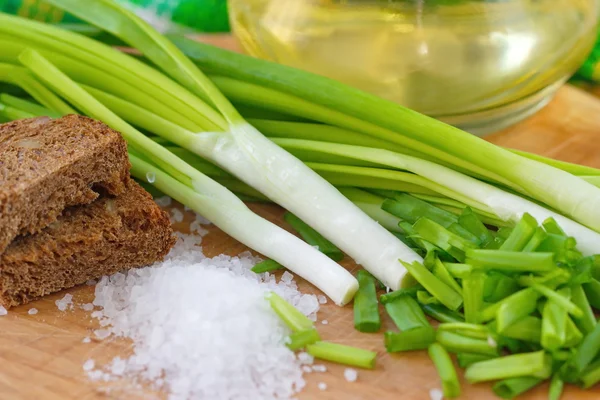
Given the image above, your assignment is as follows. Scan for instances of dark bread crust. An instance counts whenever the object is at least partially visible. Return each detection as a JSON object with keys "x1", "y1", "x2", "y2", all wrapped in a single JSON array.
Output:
[
  {"x1": 0, "y1": 181, "x2": 176, "y2": 308},
  {"x1": 0, "y1": 115, "x2": 130, "y2": 253}
]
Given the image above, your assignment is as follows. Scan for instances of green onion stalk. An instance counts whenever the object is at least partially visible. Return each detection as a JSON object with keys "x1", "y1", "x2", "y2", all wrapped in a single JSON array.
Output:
[
  {"x1": 0, "y1": 5, "x2": 423, "y2": 291},
  {"x1": 0, "y1": 47, "x2": 359, "y2": 306}
]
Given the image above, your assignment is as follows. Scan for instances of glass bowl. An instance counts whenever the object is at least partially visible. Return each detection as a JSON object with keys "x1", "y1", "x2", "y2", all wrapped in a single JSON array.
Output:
[{"x1": 228, "y1": 0, "x2": 599, "y2": 135}]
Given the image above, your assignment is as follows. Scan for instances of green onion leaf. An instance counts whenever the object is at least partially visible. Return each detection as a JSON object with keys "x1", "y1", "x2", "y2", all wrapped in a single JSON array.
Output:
[
  {"x1": 428, "y1": 343, "x2": 461, "y2": 398},
  {"x1": 353, "y1": 270, "x2": 381, "y2": 333},
  {"x1": 306, "y1": 341, "x2": 377, "y2": 369},
  {"x1": 465, "y1": 351, "x2": 552, "y2": 383}
]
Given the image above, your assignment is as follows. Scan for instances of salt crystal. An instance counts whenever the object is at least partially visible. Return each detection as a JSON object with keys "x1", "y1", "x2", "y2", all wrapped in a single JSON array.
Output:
[
  {"x1": 28, "y1": 308, "x2": 38, "y2": 315},
  {"x1": 281, "y1": 271, "x2": 294, "y2": 284},
  {"x1": 82, "y1": 337, "x2": 91, "y2": 344},
  {"x1": 430, "y1": 388, "x2": 444, "y2": 400},
  {"x1": 88, "y1": 370, "x2": 103, "y2": 381},
  {"x1": 170, "y1": 208, "x2": 184, "y2": 223},
  {"x1": 94, "y1": 329, "x2": 111, "y2": 340},
  {"x1": 344, "y1": 368, "x2": 358, "y2": 382},
  {"x1": 0, "y1": 306, "x2": 7, "y2": 316},
  {"x1": 55, "y1": 293, "x2": 73, "y2": 311},
  {"x1": 83, "y1": 359, "x2": 95, "y2": 371},
  {"x1": 145, "y1": 171, "x2": 156, "y2": 183},
  {"x1": 317, "y1": 295, "x2": 327, "y2": 304},
  {"x1": 86, "y1": 279, "x2": 97, "y2": 286},
  {"x1": 312, "y1": 365, "x2": 327, "y2": 373},
  {"x1": 321, "y1": 320, "x2": 328, "y2": 325},
  {"x1": 154, "y1": 196, "x2": 172, "y2": 207},
  {"x1": 297, "y1": 352, "x2": 314, "y2": 365},
  {"x1": 85, "y1": 231, "x2": 319, "y2": 399},
  {"x1": 302, "y1": 366, "x2": 312, "y2": 373},
  {"x1": 317, "y1": 382, "x2": 327, "y2": 391}
]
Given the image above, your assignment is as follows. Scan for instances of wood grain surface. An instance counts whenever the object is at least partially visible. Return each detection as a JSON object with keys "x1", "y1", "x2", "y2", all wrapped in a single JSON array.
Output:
[{"x1": 2, "y1": 37, "x2": 600, "y2": 400}]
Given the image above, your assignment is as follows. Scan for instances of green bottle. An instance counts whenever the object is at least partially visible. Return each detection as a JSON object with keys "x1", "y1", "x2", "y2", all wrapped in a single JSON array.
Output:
[{"x1": 0, "y1": 0, "x2": 230, "y2": 32}]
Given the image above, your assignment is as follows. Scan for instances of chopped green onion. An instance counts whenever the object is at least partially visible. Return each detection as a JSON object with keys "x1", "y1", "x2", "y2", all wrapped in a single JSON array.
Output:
[
  {"x1": 466, "y1": 250, "x2": 556, "y2": 273},
  {"x1": 428, "y1": 343, "x2": 461, "y2": 398},
  {"x1": 564, "y1": 317, "x2": 584, "y2": 348},
  {"x1": 283, "y1": 212, "x2": 344, "y2": 261},
  {"x1": 306, "y1": 341, "x2": 377, "y2": 369},
  {"x1": 432, "y1": 258, "x2": 462, "y2": 294},
  {"x1": 480, "y1": 287, "x2": 538, "y2": 323},
  {"x1": 251, "y1": 259, "x2": 284, "y2": 274},
  {"x1": 267, "y1": 292, "x2": 313, "y2": 332},
  {"x1": 499, "y1": 316, "x2": 542, "y2": 343},
  {"x1": 436, "y1": 330, "x2": 498, "y2": 356},
  {"x1": 384, "y1": 327, "x2": 436, "y2": 352},
  {"x1": 402, "y1": 261, "x2": 463, "y2": 311},
  {"x1": 499, "y1": 213, "x2": 537, "y2": 251},
  {"x1": 421, "y1": 303, "x2": 465, "y2": 323},
  {"x1": 382, "y1": 194, "x2": 457, "y2": 228},
  {"x1": 541, "y1": 288, "x2": 569, "y2": 351},
  {"x1": 583, "y1": 278, "x2": 600, "y2": 309},
  {"x1": 465, "y1": 351, "x2": 552, "y2": 383},
  {"x1": 385, "y1": 294, "x2": 430, "y2": 331},
  {"x1": 413, "y1": 218, "x2": 477, "y2": 257},
  {"x1": 462, "y1": 271, "x2": 485, "y2": 323},
  {"x1": 379, "y1": 286, "x2": 421, "y2": 304},
  {"x1": 287, "y1": 328, "x2": 321, "y2": 351},
  {"x1": 443, "y1": 263, "x2": 473, "y2": 279},
  {"x1": 581, "y1": 359, "x2": 600, "y2": 389},
  {"x1": 495, "y1": 289, "x2": 542, "y2": 332},
  {"x1": 458, "y1": 207, "x2": 493, "y2": 246},
  {"x1": 438, "y1": 322, "x2": 489, "y2": 340},
  {"x1": 457, "y1": 353, "x2": 494, "y2": 368},
  {"x1": 417, "y1": 290, "x2": 440, "y2": 305},
  {"x1": 483, "y1": 272, "x2": 519, "y2": 303},
  {"x1": 492, "y1": 377, "x2": 544, "y2": 399},
  {"x1": 543, "y1": 217, "x2": 567, "y2": 236},
  {"x1": 0, "y1": 93, "x2": 61, "y2": 118},
  {"x1": 571, "y1": 322, "x2": 600, "y2": 373},
  {"x1": 353, "y1": 270, "x2": 381, "y2": 333},
  {"x1": 522, "y1": 227, "x2": 548, "y2": 252},
  {"x1": 570, "y1": 285, "x2": 596, "y2": 334},
  {"x1": 526, "y1": 283, "x2": 583, "y2": 318}
]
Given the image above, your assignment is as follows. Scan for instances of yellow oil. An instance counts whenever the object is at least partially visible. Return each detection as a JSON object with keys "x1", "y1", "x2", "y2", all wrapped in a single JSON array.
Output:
[{"x1": 228, "y1": 0, "x2": 597, "y2": 123}]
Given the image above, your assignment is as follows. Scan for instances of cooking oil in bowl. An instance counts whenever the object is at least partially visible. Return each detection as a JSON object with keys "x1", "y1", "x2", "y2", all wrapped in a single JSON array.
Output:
[{"x1": 228, "y1": 0, "x2": 598, "y2": 134}]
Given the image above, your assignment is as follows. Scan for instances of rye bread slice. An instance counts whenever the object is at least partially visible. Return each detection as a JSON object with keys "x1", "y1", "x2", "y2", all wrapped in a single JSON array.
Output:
[
  {"x1": 0, "y1": 180, "x2": 176, "y2": 308},
  {"x1": 0, "y1": 115, "x2": 130, "y2": 253}
]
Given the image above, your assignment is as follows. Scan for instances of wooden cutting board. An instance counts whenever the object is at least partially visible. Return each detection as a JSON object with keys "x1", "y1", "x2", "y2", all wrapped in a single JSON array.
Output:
[{"x1": 2, "y1": 38, "x2": 600, "y2": 400}]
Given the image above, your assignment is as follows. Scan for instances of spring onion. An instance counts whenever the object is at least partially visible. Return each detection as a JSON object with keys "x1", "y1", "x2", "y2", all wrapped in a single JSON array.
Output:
[
  {"x1": 287, "y1": 329, "x2": 321, "y2": 351},
  {"x1": 41, "y1": 0, "x2": 423, "y2": 292},
  {"x1": 306, "y1": 341, "x2": 377, "y2": 369},
  {"x1": 384, "y1": 327, "x2": 436, "y2": 352},
  {"x1": 353, "y1": 271, "x2": 381, "y2": 333},
  {"x1": 436, "y1": 331, "x2": 498, "y2": 357},
  {"x1": 283, "y1": 212, "x2": 344, "y2": 261},
  {"x1": 385, "y1": 294, "x2": 430, "y2": 331},
  {"x1": 251, "y1": 259, "x2": 284, "y2": 274},
  {"x1": 15, "y1": 49, "x2": 359, "y2": 306},
  {"x1": 428, "y1": 343, "x2": 461, "y2": 398},
  {"x1": 465, "y1": 351, "x2": 552, "y2": 383},
  {"x1": 492, "y1": 377, "x2": 544, "y2": 399}
]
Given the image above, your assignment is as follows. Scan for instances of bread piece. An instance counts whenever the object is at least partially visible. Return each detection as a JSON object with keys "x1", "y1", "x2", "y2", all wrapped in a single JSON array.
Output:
[
  {"x1": 0, "y1": 181, "x2": 176, "y2": 308},
  {"x1": 0, "y1": 115, "x2": 130, "y2": 253}
]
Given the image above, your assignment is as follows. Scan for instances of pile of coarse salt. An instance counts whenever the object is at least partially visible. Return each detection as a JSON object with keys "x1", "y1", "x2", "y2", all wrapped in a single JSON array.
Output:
[{"x1": 86, "y1": 208, "x2": 320, "y2": 400}]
